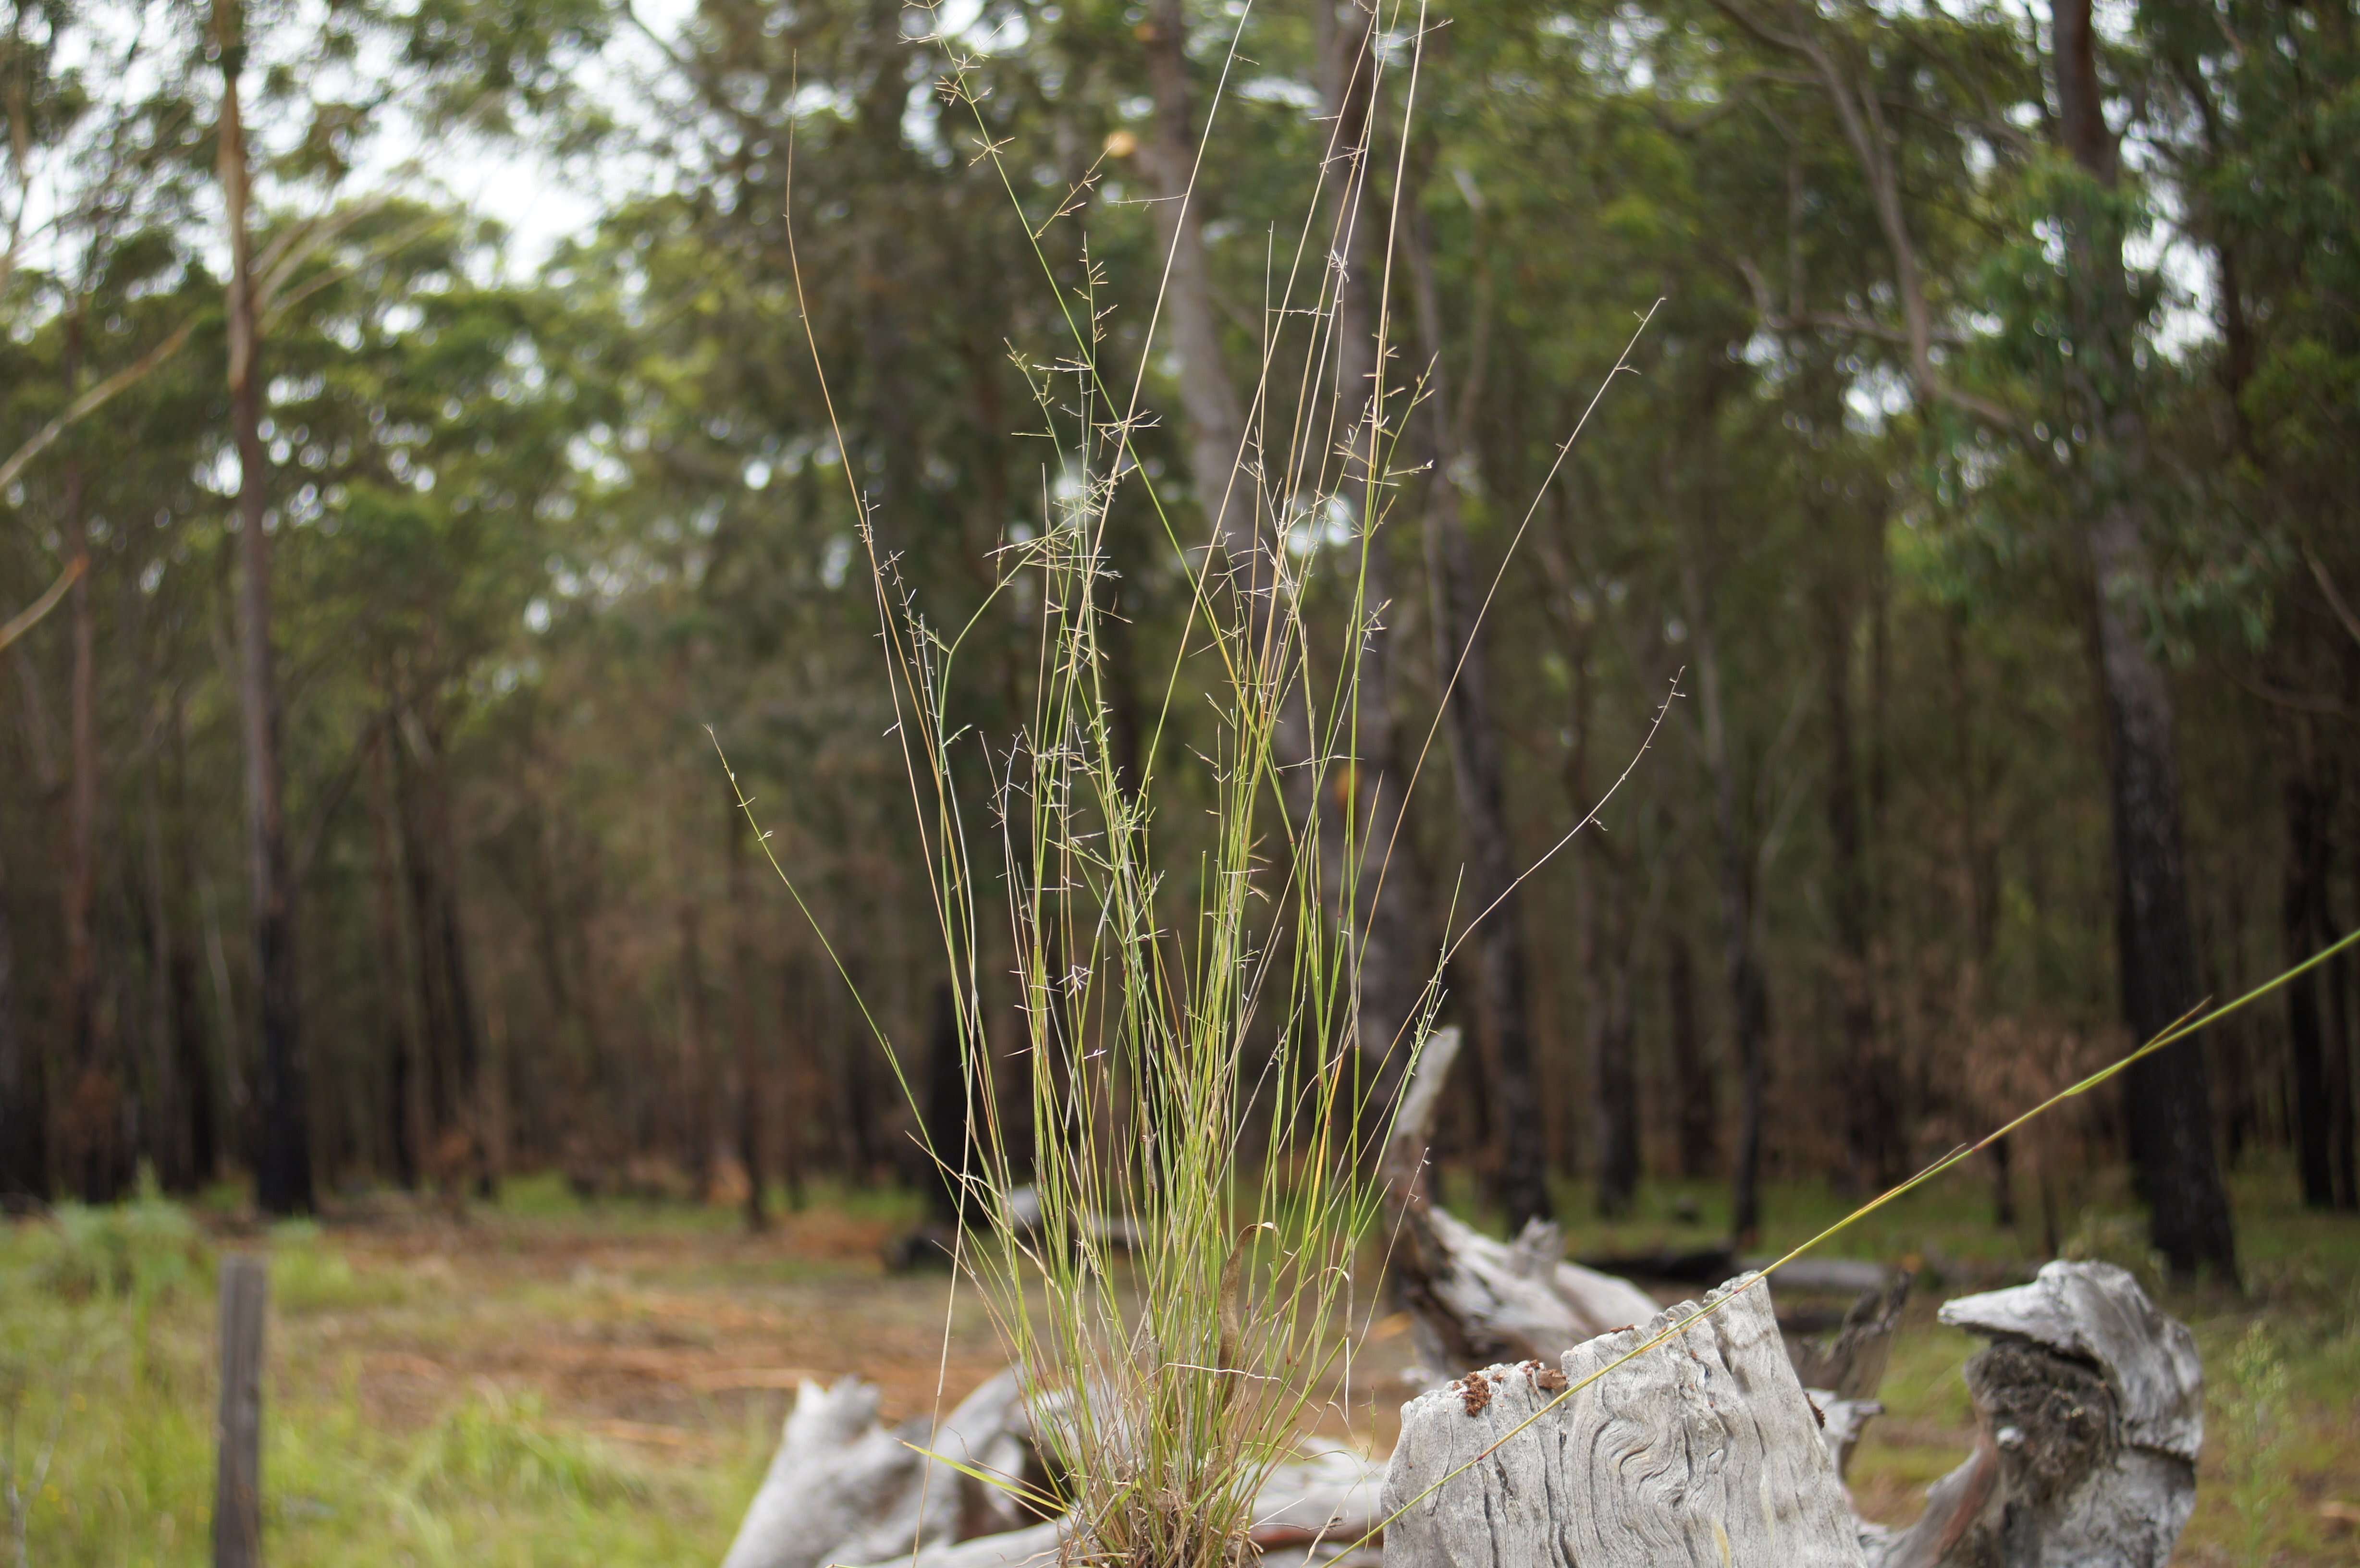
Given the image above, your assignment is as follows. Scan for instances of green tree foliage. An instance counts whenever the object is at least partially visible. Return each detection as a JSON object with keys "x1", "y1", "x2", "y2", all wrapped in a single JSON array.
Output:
[{"x1": 0, "y1": 0, "x2": 2354, "y2": 1266}]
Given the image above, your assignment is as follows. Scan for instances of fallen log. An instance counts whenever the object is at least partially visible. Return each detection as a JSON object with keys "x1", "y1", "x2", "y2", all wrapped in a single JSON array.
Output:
[
  {"x1": 722, "y1": 1264, "x2": 2201, "y2": 1568},
  {"x1": 1861, "y1": 1261, "x2": 2201, "y2": 1568},
  {"x1": 719, "y1": 1369, "x2": 1034, "y2": 1568},
  {"x1": 1378, "y1": 1273, "x2": 1869, "y2": 1568},
  {"x1": 1789, "y1": 1267, "x2": 1914, "y2": 1400},
  {"x1": 1380, "y1": 1028, "x2": 1660, "y2": 1374},
  {"x1": 722, "y1": 1372, "x2": 1387, "y2": 1568}
]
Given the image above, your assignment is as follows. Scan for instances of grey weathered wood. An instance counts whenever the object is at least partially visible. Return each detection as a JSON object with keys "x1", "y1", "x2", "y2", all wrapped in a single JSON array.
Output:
[
  {"x1": 1379, "y1": 1274, "x2": 1868, "y2": 1568},
  {"x1": 857, "y1": 1517, "x2": 1067, "y2": 1568},
  {"x1": 1789, "y1": 1270, "x2": 1912, "y2": 1400},
  {"x1": 212, "y1": 1254, "x2": 267, "y2": 1568},
  {"x1": 1865, "y1": 1262, "x2": 2200, "y2": 1568},
  {"x1": 1250, "y1": 1443, "x2": 1385, "y2": 1555},
  {"x1": 1805, "y1": 1391, "x2": 1885, "y2": 1482},
  {"x1": 1382, "y1": 1029, "x2": 1659, "y2": 1377},
  {"x1": 721, "y1": 1371, "x2": 1035, "y2": 1568}
]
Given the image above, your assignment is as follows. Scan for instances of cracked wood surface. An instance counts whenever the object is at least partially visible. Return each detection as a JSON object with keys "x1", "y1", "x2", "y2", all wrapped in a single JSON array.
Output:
[{"x1": 1378, "y1": 1273, "x2": 1868, "y2": 1567}]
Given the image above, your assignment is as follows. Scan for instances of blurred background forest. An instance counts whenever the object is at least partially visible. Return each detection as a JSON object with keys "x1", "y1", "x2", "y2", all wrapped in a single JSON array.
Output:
[{"x1": 3, "y1": 0, "x2": 2357, "y2": 1279}]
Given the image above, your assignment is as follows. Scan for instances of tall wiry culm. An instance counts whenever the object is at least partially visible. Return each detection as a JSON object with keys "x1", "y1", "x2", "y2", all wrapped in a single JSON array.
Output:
[{"x1": 737, "y1": 2, "x2": 1447, "y2": 1563}]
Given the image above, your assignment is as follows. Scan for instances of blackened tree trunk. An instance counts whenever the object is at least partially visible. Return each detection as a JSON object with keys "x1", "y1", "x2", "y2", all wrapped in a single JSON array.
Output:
[
  {"x1": 59, "y1": 324, "x2": 123, "y2": 1204},
  {"x1": 2052, "y1": 0, "x2": 2234, "y2": 1280},
  {"x1": 163, "y1": 701, "x2": 217, "y2": 1190},
  {"x1": 823, "y1": 956, "x2": 882, "y2": 1182},
  {"x1": 1946, "y1": 613, "x2": 2015, "y2": 1225},
  {"x1": 0, "y1": 838, "x2": 38, "y2": 1201},
  {"x1": 1561, "y1": 630, "x2": 1640, "y2": 1217},
  {"x1": 216, "y1": 0, "x2": 311, "y2": 1214},
  {"x1": 676, "y1": 890, "x2": 713, "y2": 1194},
  {"x1": 2330, "y1": 831, "x2": 2358, "y2": 1210},
  {"x1": 1819, "y1": 580, "x2": 1899, "y2": 1193},
  {"x1": 1404, "y1": 182, "x2": 1554, "y2": 1230},
  {"x1": 1589, "y1": 871, "x2": 1641, "y2": 1219},
  {"x1": 921, "y1": 979, "x2": 968, "y2": 1226},
  {"x1": 1666, "y1": 929, "x2": 1716, "y2": 1181},
  {"x1": 2283, "y1": 719, "x2": 2337, "y2": 1208},
  {"x1": 726, "y1": 802, "x2": 767, "y2": 1231},
  {"x1": 367, "y1": 719, "x2": 421, "y2": 1188},
  {"x1": 1686, "y1": 564, "x2": 1770, "y2": 1244}
]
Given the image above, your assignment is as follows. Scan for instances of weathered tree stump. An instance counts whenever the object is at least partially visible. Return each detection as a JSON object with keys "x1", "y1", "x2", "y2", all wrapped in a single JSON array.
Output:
[
  {"x1": 1862, "y1": 1262, "x2": 2200, "y2": 1568},
  {"x1": 1378, "y1": 1274, "x2": 1868, "y2": 1568}
]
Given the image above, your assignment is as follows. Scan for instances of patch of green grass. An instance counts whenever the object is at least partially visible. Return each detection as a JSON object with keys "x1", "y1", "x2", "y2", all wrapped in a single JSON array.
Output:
[{"x1": 3, "y1": 1172, "x2": 2354, "y2": 1564}]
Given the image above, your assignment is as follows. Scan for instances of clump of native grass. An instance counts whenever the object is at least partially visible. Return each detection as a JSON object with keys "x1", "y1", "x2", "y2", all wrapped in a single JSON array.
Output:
[{"x1": 733, "y1": 5, "x2": 1443, "y2": 1565}]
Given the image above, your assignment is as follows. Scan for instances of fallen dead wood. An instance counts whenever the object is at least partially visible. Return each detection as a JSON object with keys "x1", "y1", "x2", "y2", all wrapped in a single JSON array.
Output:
[
  {"x1": 1860, "y1": 1261, "x2": 2201, "y2": 1568},
  {"x1": 720, "y1": 1371, "x2": 1387, "y2": 1568},
  {"x1": 1790, "y1": 1267, "x2": 1914, "y2": 1399},
  {"x1": 889, "y1": 1186, "x2": 1142, "y2": 1272},
  {"x1": 1379, "y1": 1028, "x2": 1660, "y2": 1375},
  {"x1": 1379, "y1": 1273, "x2": 1869, "y2": 1568},
  {"x1": 721, "y1": 1263, "x2": 2202, "y2": 1568},
  {"x1": 719, "y1": 1369, "x2": 1035, "y2": 1568}
]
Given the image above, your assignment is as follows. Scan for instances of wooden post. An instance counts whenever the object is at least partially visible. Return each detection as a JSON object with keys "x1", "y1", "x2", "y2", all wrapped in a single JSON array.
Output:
[{"x1": 213, "y1": 1254, "x2": 267, "y2": 1568}]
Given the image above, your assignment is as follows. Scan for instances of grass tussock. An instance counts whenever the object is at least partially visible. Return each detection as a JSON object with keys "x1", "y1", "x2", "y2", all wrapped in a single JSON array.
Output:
[{"x1": 735, "y1": 5, "x2": 1461, "y2": 1562}]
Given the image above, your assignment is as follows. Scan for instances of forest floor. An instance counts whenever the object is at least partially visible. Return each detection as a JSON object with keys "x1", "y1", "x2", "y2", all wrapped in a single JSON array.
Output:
[{"x1": 1, "y1": 1162, "x2": 2354, "y2": 1567}]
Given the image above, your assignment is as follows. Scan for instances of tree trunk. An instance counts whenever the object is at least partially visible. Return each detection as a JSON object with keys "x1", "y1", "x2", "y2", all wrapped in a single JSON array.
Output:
[
  {"x1": 1666, "y1": 928, "x2": 1717, "y2": 1181},
  {"x1": 1404, "y1": 177, "x2": 1554, "y2": 1230},
  {"x1": 727, "y1": 801, "x2": 768, "y2": 1231},
  {"x1": 2331, "y1": 831, "x2": 2359, "y2": 1211},
  {"x1": 1687, "y1": 564, "x2": 1770, "y2": 1244},
  {"x1": 217, "y1": 0, "x2": 312, "y2": 1214},
  {"x1": 1565, "y1": 649, "x2": 1641, "y2": 1217},
  {"x1": 676, "y1": 888, "x2": 713, "y2": 1194},
  {"x1": 0, "y1": 835, "x2": 39, "y2": 1201},
  {"x1": 166, "y1": 702, "x2": 218, "y2": 1190},
  {"x1": 1140, "y1": 0, "x2": 1427, "y2": 1105},
  {"x1": 1819, "y1": 580, "x2": 1898, "y2": 1194},
  {"x1": 2283, "y1": 718, "x2": 2337, "y2": 1208},
  {"x1": 2052, "y1": 0, "x2": 2234, "y2": 1281},
  {"x1": 58, "y1": 318, "x2": 122, "y2": 1204},
  {"x1": 367, "y1": 718, "x2": 422, "y2": 1189}
]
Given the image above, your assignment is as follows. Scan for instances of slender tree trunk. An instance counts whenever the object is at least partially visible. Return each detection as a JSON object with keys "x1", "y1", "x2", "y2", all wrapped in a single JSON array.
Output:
[
  {"x1": 1140, "y1": 0, "x2": 1427, "y2": 1111},
  {"x1": 367, "y1": 719, "x2": 422, "y2": 1189},
  {"x1": 2329, "y1": 833, "x2": 2358, "y2": 1210},
  {"x1": 921, "y1": 979, "x2": 968, "y2": 1225},
  {"x1": 2052, "y1": 0, "x2": 2234, "y2": 1279},
  {"x1": 393, "y1": 712, "x2": 455, "y2": 1146},
  {"x1": 1819, "y1": 580, "x2": 1896, "y2": 1193},
  {"x1": 1947, "y1": 615, "x2": 2014, "y2": 1225},
  {"x1": 1590, "y1": 876, "x2": 1641, "y2": 1218},
  {"x1": 1665, "y1": 928, "x2": 1716, "y2": 1181},
  {"x1": 166, "y1": 703, "x2": 218, "y2": 1189},
  {"x1": 726, "y1": 803, "x2": 767, "y2": 1231},
  {"x1": 421, "y1": 717, "x2": 488, "y2": 1197},
  {"x1": 1686, "y1": 564, "x2": 1770, "y2": 1245},
  {"x1": 824, "y1": 956, "x2": 882, "y2": 1182},
  {"x1": 676, "y1": 891, "x2": 713, "y2": 1194},
  {"x1": 59, "y1": 317, "x2": 122, "y2": 1203},
  {"x1": 0, "y1": 837, "x2": 37, "y2": 1200},
  {"x1": 140, "y1": 710, "x2": 185, "y2": 1192},
  {"x1": 216, "y1": 0, "x2": 311, "y2": 1213},
  {"x1": 2283, "y1": 719, "x2": 2337, "y2": 1208},
  {"x1": 1404, "y1": 188, "x2": 1553, "y2": 1229}
]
